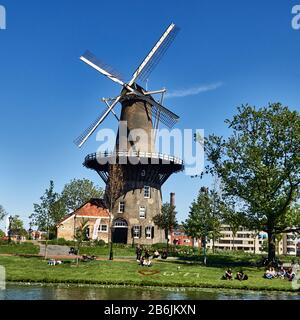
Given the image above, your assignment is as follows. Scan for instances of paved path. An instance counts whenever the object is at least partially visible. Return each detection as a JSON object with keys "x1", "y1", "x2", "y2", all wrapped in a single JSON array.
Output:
[{"x1": 39, "y1": 244, "x2": 70, "y2": 256}]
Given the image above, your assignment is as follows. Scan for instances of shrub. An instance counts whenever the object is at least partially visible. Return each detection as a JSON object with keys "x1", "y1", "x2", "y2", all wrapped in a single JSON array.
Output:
[{"x1": 92, "y1": 239, "x2": 106, "y2": 246}]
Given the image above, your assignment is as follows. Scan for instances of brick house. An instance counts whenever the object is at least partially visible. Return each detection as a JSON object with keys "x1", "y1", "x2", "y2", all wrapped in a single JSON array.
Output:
[
  {"x1": 56, "y1": 199, "x2": 110, "y2": 242},
  {"x1": 170, "y1": 226, "x2": 195, "y2": 247}
]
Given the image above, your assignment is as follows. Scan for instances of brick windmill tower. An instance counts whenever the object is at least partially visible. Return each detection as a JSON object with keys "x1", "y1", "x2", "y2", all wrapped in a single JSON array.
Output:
[{"x1": 75, "y1": 23, "x2": 184, "y2": 245}]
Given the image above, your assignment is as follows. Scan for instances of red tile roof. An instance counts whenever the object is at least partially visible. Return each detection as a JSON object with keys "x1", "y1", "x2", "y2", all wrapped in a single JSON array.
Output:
[{"x1": 57, "y1": 198, "x2": 109, "y2": 225}]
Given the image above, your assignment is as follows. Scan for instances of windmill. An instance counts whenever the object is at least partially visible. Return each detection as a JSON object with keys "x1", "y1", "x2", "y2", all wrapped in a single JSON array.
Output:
[
  {"x1": 75, "y1": 23, "x2": 179, "y2": 148},
  {"x1": 76, "y1": 23, "x2": 184, "y2": 245}
]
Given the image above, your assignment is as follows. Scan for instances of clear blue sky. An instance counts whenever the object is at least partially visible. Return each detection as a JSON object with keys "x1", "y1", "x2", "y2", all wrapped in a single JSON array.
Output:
[{"x1": 0, "y1": 0, "x2": 300, "y2": 230}]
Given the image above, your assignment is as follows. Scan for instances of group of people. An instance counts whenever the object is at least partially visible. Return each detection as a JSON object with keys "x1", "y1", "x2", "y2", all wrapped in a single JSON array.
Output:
[
  {"x1": 222, "y1": 268, "x2": 248, "y2": 281},
  {"x1": 264, "y1": 265, "x2": 296, "y2": 281},
  {"x1": 136, "y1": 245, "x2": 168, "y2": 267}
]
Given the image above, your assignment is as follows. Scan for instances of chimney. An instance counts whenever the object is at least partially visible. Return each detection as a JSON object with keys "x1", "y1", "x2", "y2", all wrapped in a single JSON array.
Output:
[{"x1": 170, "y1": 192, "x2": 175, "y2": 207}]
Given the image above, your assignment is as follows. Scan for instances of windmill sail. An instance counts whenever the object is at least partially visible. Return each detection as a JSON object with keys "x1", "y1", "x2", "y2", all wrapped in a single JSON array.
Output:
[
  {"x1": 80, "y1": 51, "x2": 124, "y2": 85},
  {"x1": 130, "y1": 23, "x2": 180, "y2": 85}
]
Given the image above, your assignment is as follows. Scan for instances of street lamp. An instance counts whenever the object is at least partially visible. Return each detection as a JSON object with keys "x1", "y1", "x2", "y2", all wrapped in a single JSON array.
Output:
[
  {"x1": 109, "y1": 225, "x2": 114, "y2": 260},
  {"x1": 109, "y1": 211, "x2": 114, "y2": 260}
]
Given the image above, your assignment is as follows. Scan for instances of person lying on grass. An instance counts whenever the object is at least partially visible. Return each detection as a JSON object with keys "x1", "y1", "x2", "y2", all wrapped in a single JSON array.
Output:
[{"x1": 48, "y1": 259, "x2": 63, "y2": 266}]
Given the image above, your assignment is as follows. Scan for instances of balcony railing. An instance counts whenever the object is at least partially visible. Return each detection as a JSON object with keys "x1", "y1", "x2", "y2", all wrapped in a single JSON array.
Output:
[{"x1": 85, "y1": 151, "x2": 184, "y2": 165}]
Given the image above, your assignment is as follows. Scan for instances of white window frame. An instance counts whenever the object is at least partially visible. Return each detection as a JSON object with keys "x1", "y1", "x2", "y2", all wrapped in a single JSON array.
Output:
[
  {"x1": 133, "y1": 225, "x2": 140, "y2": 239},
  {"x1": 118, "y1": 201, "x2": 125, "y2": 213},
  {"x1": 99, "y1": 224, "x2": 108, "y2": 233},
  {"x1": 145, "y1": 226, "x2": 152, "y2": 239},
  {"x1": 139, "y1": 206, "x2": 146, "y2": 219},
  {"x1": 144, "y1": 186, "x2": 151, "y2": 198}
]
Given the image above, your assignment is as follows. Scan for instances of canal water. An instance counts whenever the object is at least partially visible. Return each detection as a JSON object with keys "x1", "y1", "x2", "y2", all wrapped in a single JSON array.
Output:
[{"x1": 0, "y1": 284, "x2": 299, "y2": 300}]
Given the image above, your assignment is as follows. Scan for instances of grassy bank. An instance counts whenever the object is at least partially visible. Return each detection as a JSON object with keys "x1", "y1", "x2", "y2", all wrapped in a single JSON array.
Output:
[
  {"x1": 0, "y1": 256, "x2": 298, "y2": 292},
  {"x1": 0, "y1": 242, "x2": 39, "y2": 255}
]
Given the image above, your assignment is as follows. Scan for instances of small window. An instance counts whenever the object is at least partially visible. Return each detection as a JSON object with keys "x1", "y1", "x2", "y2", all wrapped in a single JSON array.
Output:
[
  {"x1": 145, "y1": 226, "x2": 152, "y2": 239},
  {"x1": 99, "y1": 224, "x2": 108, "y2": 232},
  {"x1": 118, "y1": 201, "x2": 125, "y2": 213},
  {"x1": 133, "y1": 225, "x2": 141, "y2": 239},
  {"x1": 144, "y1": 186, "x2": 151, "y2": 198},
  {"x1": 139, "y1": 206, "x2": 146, "y2": 219}
]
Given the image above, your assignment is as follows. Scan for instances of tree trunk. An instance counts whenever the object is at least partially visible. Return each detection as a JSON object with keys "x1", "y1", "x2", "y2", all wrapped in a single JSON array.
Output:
[
  {"x1": 268, "y1": 232, "x2": 276, "y2": 262},
  {"x1": 165, "y1": 230, "x2": 169, "y2": 252}
]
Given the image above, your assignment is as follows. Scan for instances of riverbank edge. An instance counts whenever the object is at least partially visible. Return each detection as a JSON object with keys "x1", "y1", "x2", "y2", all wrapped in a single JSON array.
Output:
[{"x1": 5, "y1": 279, "x2": 299, "y2": 294}]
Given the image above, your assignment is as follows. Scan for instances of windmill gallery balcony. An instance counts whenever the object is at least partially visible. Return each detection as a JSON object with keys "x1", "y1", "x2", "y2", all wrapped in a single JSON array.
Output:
[{"x1": 83, "y1": 151, "x2": 184, "y2": 187}]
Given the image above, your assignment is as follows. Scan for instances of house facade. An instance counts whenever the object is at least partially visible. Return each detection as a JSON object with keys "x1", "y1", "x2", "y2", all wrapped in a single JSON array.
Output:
[{"x1": 56, "y1": 199, "x2": 110, "y2": 243}]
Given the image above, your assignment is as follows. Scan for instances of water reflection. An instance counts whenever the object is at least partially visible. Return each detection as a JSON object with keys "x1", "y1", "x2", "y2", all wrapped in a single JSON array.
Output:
[{"x1": 0, "y1": 284, "x2": 299, "y2": 300}]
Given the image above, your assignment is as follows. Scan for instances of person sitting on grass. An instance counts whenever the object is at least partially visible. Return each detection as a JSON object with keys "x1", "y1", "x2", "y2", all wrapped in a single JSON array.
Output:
[
  {"x1": 222, "y1": 268, "x2": 233, "y2": 280},
  {"x1": 143, "y1": 257, "x2": 152, "y2": 267},
  {"x1": 161, "y1": 249, "x2": 168, "y2": 260},
  {"x1": 236, "y1": 270, "x2": 248, "y2": 281},
  {"x1": 286, "y1": 268, "x2": 296, "y2": 281},
  {"x1": 139, "y1": 256, "x2": 145, "y2": 266},
  {"x1": 276, "y1": 266, "x2": 287, "y2": 279},
  {"x1": 152, "y1": 249, "x2": 160, "y2": 259},
  {"x1": 264, "y1": 266, "x2": 276, "y2": 279},
  {"x1": 138, "y1": 255, "x2": 152, "y2": 267}
]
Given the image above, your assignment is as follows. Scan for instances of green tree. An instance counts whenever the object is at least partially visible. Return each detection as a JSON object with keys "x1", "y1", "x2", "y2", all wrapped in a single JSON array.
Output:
[
  {"x1": 205, "y1": 103, "x2": 300, "y2": 262},
  {"x1": 74, "y1": 218, "x2": 89, "y2": 266},
  {"x1": 61, "y1": 178, "x2": 104, "y2": 212},
  {"x1": 9, "y1": 215, "x2": 27, "y2": 238},
  {"x1": 0, "y1": 205, "x2": 6, "y2": 221},
  {"x1": 153, "y1": 202, "x2": 178, "y2": 252},
  {"x1": 29, "y1": 181, "x2": 67, "y2": 258},
  {"x1": 0, "y1": 229, "x2": 5, "y2": 238},
  {"x1": 183, "y1": 187, "x2": 221, "y2": 264}
]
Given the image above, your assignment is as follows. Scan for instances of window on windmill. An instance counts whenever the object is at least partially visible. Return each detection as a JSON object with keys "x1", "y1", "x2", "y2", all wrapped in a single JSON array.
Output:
[
  {"x1": 133, "y1": 225, "x2": 141, "y2": 239},
  {"x1": 139, "y1": 206, "x2": 146, "y2": 219},
  {"x1": 118, "y1": 201, "x2": 125, "y2": 213},
  {"x1": 145, "y1": 226, "x2": 153, "y2": 239},
  {"x1": 144, "y1": 186, "x2": 151, "y2": 198}
]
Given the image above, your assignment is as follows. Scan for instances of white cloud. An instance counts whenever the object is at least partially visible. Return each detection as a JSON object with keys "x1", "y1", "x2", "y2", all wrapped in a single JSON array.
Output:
[{"x1": 165, "y1": 82, "x2": 223, "y2": 98}]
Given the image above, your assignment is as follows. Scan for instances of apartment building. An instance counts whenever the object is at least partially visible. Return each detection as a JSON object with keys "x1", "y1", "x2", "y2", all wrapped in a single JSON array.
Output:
[{"x1": 206, "y1": 225, "x2": 299, "y2": 256}]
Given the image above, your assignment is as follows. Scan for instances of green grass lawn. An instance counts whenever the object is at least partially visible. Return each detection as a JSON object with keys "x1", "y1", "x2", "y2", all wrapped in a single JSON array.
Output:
[
  {"x1": 0, "y1": 243, "x2": 39, "y2": 255},
  {"x1": 80, "y1": 246, "x2": 135, "y2": 257},
  {"x1": 0, "y1": 255, "x2": 298, "y2": 292}
]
